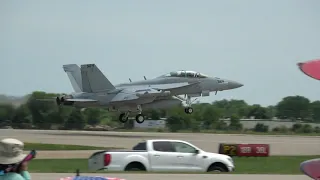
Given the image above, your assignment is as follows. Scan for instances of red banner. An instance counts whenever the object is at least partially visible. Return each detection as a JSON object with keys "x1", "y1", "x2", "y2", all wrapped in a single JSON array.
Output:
[{"x1": 237, "y1": 144, "x2": 269, "y2": 157}]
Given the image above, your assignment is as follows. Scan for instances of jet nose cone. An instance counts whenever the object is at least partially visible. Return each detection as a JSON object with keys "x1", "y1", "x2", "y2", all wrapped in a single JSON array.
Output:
[{"x1": 228, "y1": 80, "x2": 243, "y2": 89}]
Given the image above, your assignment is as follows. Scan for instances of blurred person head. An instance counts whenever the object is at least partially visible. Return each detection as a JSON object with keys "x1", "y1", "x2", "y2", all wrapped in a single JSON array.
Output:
[{"x1": 0, "y1": 138, "x2": 28, "y2": 173}]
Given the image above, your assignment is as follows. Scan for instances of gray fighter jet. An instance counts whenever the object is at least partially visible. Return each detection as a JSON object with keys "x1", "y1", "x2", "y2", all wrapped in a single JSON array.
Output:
[{"x1": 59, "y1": 64, "x2": 243, "y2": 124}]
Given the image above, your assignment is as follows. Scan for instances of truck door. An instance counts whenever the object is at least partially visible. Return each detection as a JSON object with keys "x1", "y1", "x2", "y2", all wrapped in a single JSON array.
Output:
[
  {"x1": 148, "y1": 141, "x2": 181, "y2": 171},
  {"x1": 170, "y1": 142, "x2": 203, "y2": 171}
]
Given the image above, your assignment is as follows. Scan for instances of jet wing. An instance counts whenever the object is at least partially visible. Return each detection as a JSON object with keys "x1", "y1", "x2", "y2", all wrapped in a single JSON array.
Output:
[
  {"x1": 110, "y1": 89, "x2": 171, "y2": 103},
  {"x1": 135, "y1": 89, "x2": 171, "y2": 98},
  {"x1": 64, "y1": 98, "x2": 97, "y2": 102},
  {"x1": 150, "y1": 81, "x2": 201, "y2": 91},
  {"x1": 111, "y1": 82, "x2": 201, "y2": 102},
  {"x1": 111, "y1": 92, "x2": 140, "y2": 102}
]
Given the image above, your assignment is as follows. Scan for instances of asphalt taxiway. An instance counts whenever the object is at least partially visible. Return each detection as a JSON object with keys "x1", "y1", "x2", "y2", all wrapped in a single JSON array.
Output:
[{"x1": 1, "y1": 129, "x2": 319, "y2": 158}]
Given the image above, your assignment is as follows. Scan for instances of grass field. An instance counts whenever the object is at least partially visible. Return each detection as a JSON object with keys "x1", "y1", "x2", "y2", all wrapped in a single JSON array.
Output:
[
  {"x1": 24, "y1": 142, "x2": 121, "y2": 151},
  {"x1": 28, "y1": 155, "x2": 319, "y2": 174}
]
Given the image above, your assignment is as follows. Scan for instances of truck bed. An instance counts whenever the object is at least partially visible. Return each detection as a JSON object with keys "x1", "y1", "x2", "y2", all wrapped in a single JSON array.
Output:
[
  {"x1": 89, "y1": 149, "x2": 147, "y2": 159},
  {"x1": 88, "y1": 149, "x2": 149, "y2": 171}
]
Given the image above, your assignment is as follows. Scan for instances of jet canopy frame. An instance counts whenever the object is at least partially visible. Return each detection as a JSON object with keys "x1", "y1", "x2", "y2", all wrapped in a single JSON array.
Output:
[{"x1": 161, "y1": 70, "x2": 208, "y2": 78}]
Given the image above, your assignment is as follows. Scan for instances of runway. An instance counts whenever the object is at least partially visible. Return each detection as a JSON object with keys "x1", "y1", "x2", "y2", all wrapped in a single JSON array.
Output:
[
  {"x1": 1, "y1": 129, "x2": 319, "y2": 158},
  {"x1": 1, "y1": 129, "x2": 318, "y2": 180},
  {"x1": 32, "y1": 173, "x2": 311, "y2": 180}
]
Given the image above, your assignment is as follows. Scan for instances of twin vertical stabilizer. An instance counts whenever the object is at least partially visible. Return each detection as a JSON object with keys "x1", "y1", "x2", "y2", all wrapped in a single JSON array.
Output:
[
  {"x1": 62, "y1": 63, "x2": 115, "y2": 93},
  {"x1": 63, "y1": 64, "x2": 83, "y2": 92},
  {"x1": 80, "y1": 64, "x2": 115, "y2": 93}
]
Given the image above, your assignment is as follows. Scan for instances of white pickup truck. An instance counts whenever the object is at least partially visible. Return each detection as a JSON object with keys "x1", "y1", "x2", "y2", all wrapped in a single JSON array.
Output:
[{"x1": 88, "y1": 139, "x2": 235, "y2": 172}]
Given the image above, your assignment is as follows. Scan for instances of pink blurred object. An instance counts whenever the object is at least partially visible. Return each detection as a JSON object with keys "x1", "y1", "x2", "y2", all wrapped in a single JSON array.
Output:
[
  {"x1": 297, "y1": 59, "x2": 320, "y2": 80},
  {"x1": 59, "y1": 176, "x2": 126, "y2": 180},
  {"x1": 300, "y1": 158, "x2": 320, "y2": 180}
]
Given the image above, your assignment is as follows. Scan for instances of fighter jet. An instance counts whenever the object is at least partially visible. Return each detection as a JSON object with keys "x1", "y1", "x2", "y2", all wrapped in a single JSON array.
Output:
[{"x1": 59, "y1": 64, "x2": 243, "y2": 124}]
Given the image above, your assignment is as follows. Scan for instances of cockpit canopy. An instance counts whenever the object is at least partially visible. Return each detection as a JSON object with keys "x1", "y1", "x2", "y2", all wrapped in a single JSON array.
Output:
[{"x1": 159, "y1": 70, "x2": 209, "y2": 78}]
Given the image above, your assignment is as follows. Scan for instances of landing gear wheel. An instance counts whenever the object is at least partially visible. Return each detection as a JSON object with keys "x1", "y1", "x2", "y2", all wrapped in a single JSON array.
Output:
[
  {"x1": 119, "y1": 113, "x2": 129, "y2": 123},
  {"x1": 135, "y1": 114, "x2": 145, "y2": 124},
  {"x1": 184, "y1": 107, "x2": 193, "y2": 114}
]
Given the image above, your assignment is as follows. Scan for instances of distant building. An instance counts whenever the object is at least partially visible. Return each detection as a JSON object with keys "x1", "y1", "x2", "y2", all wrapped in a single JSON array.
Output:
[
  {"x1": 220, "y1": 118, "x2": 320, "y2": 129},
  {"x1": 134, "y1": 120, "x2": 166, "y2": 129}
]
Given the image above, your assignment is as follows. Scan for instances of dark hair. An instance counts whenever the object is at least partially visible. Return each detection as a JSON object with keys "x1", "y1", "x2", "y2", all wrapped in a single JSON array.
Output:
[{"x1": 0, "y1": 163, "x2": 20, "y2": 173}]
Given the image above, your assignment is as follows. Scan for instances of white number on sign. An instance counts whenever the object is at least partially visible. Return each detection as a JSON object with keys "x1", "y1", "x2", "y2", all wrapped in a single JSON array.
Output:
[
  {"x1": 256, "y1": 147, "x2": 266, "y2": 154},
  {"x1": 240, "y1": 147, "x2": 251, "y2": 153}
]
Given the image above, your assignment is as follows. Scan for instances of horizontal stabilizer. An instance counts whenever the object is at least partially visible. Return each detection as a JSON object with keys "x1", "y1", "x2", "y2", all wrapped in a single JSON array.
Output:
[{"x1": 65, "y1": 99, "x2": 97, "y2": 102}]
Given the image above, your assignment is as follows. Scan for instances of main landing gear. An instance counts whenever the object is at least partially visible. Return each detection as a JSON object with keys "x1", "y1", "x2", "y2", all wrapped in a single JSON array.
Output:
[
  {"x1": 135, "y1": 114, "x2": 144, "y2": 123},
  {"x1": 118, "y1": 105, "x2": 145, "y2": 124},
  {"x1": 119, "y1": 112, "x2": 130, "y2": 123},
  {"x1": 118, "y1": 113, "x2": 145, "y2": 124}
]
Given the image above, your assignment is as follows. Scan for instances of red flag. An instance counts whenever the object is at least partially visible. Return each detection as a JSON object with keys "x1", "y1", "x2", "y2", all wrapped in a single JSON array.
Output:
[{"x1": 298, "y1": 59, "x2": 320, "y2": 80}]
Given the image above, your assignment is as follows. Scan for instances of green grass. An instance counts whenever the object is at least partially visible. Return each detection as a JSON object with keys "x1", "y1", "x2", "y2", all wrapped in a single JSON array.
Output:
[
  {"x1": 28, "y1": 155, "x2": 320, "y2": 174},
  {"x1": 24, "y1": 142, "x2": 120, "y2": 151}
]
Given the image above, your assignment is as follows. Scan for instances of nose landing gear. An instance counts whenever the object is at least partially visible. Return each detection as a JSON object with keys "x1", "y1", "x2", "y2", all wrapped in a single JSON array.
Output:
[
  {"x1": 184, "y1": 107, "x2": 193, "y2": 114},
  {"x1": 174, "y1": 95, "x2": 196, "y2": 114},
  {"x1": 184, "y1": 95, "x2": 195, "y2": 114}
]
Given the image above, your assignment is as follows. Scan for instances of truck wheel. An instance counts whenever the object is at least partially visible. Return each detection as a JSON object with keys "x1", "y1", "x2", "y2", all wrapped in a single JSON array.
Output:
[
  {"x1": 207, "y1": 162, "x2": 228, "y2": 173},
  {"x1": 124, "y1": 162, "x2": 146, "y2": 171}
]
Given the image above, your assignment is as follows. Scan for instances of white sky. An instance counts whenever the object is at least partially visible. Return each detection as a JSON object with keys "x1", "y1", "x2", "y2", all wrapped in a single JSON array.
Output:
[{"x1": 1, "y1": 0, "x2": 320, "y2": 106}]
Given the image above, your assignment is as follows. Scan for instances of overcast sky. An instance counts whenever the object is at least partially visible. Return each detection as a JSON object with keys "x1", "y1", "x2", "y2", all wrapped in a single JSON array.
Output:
[{"x1": 1, "y1": 0, "x2": 320, "y2": 106}]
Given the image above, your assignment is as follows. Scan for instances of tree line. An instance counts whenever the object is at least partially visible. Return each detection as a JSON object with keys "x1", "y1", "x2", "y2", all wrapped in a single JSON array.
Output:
[{"x1": 0, "y1": 91, "x2": 319, "y2": 134}]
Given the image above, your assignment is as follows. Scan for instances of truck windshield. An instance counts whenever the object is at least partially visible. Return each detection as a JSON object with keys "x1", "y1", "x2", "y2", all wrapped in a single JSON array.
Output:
[{"x1": 132, "y1": 142, "x2": 146, "y2": 150}]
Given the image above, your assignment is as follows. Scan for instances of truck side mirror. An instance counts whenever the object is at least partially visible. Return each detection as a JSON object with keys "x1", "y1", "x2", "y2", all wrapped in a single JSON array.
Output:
[{"x1": 194, "y1": 149, "x2": 199, "y2": 154}]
